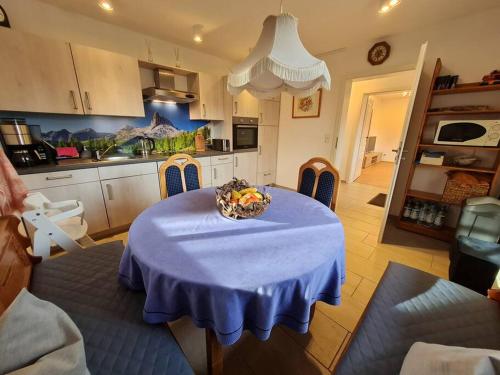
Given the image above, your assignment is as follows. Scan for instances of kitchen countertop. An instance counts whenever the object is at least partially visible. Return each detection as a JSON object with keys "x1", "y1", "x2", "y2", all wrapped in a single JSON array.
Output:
[{"x1": 16, "y1": 148, "x2": 258, "y2": 175}]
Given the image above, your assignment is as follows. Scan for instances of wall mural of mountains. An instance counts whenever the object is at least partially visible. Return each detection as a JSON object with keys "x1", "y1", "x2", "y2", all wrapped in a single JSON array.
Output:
[{"x1": 2, "y1": 102, "x2": 211, "y2": 154}]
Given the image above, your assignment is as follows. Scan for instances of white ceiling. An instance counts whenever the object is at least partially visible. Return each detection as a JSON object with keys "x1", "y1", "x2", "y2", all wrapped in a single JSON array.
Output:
[{"x1": 39, "y1": 0, "x2": 500, "y2": 62}]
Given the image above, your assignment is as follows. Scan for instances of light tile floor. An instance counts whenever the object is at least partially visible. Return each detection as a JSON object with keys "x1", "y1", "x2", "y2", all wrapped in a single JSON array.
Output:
[{"x1": 99, "y1": 181, "x2": 451, "y2": 375}]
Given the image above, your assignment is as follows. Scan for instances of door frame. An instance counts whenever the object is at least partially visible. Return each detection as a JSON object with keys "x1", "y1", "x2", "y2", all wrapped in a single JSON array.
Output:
[{"x1": 378, "y1": 42, "x2": 428, "y2": 242}]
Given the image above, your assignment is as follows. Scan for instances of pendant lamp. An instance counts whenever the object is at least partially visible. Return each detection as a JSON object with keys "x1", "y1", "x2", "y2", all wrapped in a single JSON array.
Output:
[{"x1": 227, "y1": 13, "x2": 331, "y2": 99}]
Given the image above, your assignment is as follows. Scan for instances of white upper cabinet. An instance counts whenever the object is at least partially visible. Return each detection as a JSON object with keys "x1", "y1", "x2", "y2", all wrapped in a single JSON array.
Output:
[
  {"x1": 258, "y1": 100, "x2": 280, "y2": 126},
  {"x1": 232, "y1": 90, "x2": 259, "y2": 118},
  {"x1": 71, "y1": 44, "x2": 145, "y2": 117},
  {"x1": 0, "y1": 28, "x2": 83, "y2": 114},
  {"x1": 189, "y1": 73, "x2": 224, "y2": 120}
]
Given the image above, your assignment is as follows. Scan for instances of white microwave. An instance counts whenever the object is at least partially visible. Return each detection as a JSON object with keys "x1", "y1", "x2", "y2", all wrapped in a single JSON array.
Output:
[{"x1": 434, "y1": 120, "x2": 500, "y2": 147}]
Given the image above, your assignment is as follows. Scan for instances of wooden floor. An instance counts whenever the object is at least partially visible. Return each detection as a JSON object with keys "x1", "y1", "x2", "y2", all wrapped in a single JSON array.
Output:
[
  {"x1": 99, "y1": 181, "x2": 451, "y2": 375},
  {"x1": 354, "y1": 161, "x2": 394, "y2": 189}
]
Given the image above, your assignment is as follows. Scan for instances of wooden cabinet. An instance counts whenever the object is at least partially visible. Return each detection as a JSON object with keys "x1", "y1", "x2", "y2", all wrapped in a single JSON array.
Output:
[
  {"x1": 189, "y1": 73, "x2": 224, "y2": 120},
  {"x1": 234, "y1": 152, "x2": 258, "y2": 185},
  {"x1": 101, "y1": 174, "x2": 160, "y2": 228},
  {"x1": 232, "y1": 90, "x2": 259, "y2": 118},
  {"x1": 0, "y1": 28, "x2": 83, "y2": 114},
  {"x1": 70, "y1": 43, "x2": 144, "y2": 117},
  {"x1": 257, "y1": 126, "x2": 279, "y2": 185},
  {"x1": 31, "y1": 182, "x2": 109, "y2": 234},
  {"x1": 258, "y1": 100, "x2": 280, "y2": 126}
]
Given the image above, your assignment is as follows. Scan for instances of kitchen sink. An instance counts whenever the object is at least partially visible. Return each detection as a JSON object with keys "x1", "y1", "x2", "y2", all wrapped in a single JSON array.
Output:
[{"x1": 96, "y1": 154, "x2": 136, "y2": 162}]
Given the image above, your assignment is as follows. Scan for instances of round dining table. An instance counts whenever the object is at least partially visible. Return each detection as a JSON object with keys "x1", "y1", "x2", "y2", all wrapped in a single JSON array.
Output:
[{"x1": 119, "y1": 186, "x2": 345, "y2": 374}]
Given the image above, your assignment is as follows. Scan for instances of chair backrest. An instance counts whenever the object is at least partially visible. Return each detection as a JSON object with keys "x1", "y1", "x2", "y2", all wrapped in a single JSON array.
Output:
[
  {"x1": 158, "y1": 154, "x2": 203, "y2": 199},
  {"x1": 455, "y1": 196, "x2": 500, "y2": 243},
  {"x1": 0, "y1": 215, "x2": 36, "y2": 314},
  {"x1": 297, "y1": 157, "x2": 340, "y2": 211}
]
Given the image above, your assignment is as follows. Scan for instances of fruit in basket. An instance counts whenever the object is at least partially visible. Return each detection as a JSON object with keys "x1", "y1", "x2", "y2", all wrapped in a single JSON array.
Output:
[
  {"x1": 231, "y1": 190, "x2": 242, "y2": 200},
  {"x1": 238, "y1": 187, "x2": 258, "y2": 195},
  {"x1": 239, "y1": 192, "x2": 262, "y2": 206}
]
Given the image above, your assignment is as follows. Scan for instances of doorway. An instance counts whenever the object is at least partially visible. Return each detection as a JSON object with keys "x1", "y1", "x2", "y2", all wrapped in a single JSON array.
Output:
[{"x1": 353, "y1": 91, "x2": 411, "y2": 191}]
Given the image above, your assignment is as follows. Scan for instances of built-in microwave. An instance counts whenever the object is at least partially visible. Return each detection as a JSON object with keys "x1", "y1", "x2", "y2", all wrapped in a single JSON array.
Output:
[
  {"x1": 434, "y1": 120, "x2": 500, "y2": 147},
  {"x1": 233, "y1": 117, "x2": 258, "y2": 150}
]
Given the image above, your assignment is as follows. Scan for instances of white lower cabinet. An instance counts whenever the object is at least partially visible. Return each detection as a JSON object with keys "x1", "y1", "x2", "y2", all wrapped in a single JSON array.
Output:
[
  {"x1": 234, "y1": 152, "x2": 258, "y2": 185},
  {"x1": 212, "y1": 162, "x2": 234, "y2": 186},
  {"x1": 101, "y1": 174, "x2": 160, "y2": 228},
  {"x1": 30, "y1": 181, "x2": 109, "y2": 234},
  {"x1": 258, "y1": 126, "x2": 279, "y2": 185},
  {"x1": 196, "y1": 157, "x2": 212, "y2": 187}
]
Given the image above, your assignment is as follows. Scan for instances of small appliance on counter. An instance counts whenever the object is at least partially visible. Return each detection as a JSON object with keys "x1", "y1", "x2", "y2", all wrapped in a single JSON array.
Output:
[
  {"x1": 0, "y1": 118, "x2": 55, "y2": 167},
  {"x1": 211, "y1": 138, "x2": 230, "y2": 152},
  {"x1": 233, "y1": 117, "x2": 258, "y2": 150}
]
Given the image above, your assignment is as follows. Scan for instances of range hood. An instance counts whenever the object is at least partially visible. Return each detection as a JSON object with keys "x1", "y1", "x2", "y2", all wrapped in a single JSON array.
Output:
[{"x1": 142, "y1": 69, "x2": 198, "y2": 104}]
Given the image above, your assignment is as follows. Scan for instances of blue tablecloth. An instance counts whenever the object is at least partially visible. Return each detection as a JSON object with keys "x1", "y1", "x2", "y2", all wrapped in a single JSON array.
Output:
[{"x1": 119, "y1": 187, "x2": 345, "y2": 345}]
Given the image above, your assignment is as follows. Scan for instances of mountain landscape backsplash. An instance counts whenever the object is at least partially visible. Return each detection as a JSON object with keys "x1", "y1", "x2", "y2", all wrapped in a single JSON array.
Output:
[{"x1": 2, "y1": 102, "x2": 211, "y2": 154}]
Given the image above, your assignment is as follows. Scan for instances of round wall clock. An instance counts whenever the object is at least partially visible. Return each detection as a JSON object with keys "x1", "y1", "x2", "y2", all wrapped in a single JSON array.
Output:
[{"x1": 368, "y1": 41, "x2": 390, "y2": 65}]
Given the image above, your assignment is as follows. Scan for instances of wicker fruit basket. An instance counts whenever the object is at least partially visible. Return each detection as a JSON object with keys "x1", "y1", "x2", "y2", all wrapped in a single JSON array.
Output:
[
  {"x1": 442, "y1": 172, "x2": 490, "y2": 204},
  {"x1": 215, "y1": 178, "x2": 272, "y2": 220}
]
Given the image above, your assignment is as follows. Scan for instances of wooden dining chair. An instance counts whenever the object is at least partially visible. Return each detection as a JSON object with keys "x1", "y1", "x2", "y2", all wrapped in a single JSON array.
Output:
[
  {"x1": 297, "y1": 157, "x2": 340, "y2": 211},
  {"x1": 159, "y1": 154, "x2": 203, "y2": 199}
]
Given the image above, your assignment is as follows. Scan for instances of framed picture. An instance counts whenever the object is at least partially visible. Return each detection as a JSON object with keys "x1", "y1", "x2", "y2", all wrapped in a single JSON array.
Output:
[
  {"x1": 0, "y1": 6, "x2": 11, "y2": 28},
  {"x1": 292, "y1": 89, "x2": 322, "y2": 118}
]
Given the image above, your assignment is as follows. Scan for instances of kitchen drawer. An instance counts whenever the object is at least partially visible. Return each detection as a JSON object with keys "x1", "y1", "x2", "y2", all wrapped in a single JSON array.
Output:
[
  {"x1": 211, "y1": 154, "x2": 233, "y2": 165},
  {"x1": 196, "y1": 156, "x2": 211, "y2": 167},
  {"x1": 20, "y1": 168, "x2": 99, "y2": 190},
  {"x1": 98, "y1": 162, "x2": 157, "y2": 180}
]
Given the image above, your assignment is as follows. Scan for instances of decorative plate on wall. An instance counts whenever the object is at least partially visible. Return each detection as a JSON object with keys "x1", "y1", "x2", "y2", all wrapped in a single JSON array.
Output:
[
  {"x1": 292, "y1": 89, "x2": 322, "y2": 118},
  {"x1": 0, "y1": 6, "x2": 11, "y2": 28},
  {"x1": 368, "y1": 41, "x2": 390, "y2": 65}
]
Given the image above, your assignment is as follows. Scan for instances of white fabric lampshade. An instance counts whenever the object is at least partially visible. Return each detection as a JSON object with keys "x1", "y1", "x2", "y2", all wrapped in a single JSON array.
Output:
[{"x1": 227, "y1": 13, "x2": 331, "y2": 99}]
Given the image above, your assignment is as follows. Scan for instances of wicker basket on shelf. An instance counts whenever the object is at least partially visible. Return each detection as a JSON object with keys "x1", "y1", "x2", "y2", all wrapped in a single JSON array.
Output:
[{"x1": 442, "y1": 172, "x2": 490, "y2": 204}]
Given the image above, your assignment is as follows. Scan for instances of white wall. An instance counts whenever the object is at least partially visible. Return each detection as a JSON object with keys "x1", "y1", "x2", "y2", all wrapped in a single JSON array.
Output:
[
  {"x1": 1, "y1": 0, "x2": 232, "y2": 76},
  {"x1": 369, "y1": 95, "x2": 410, "y2": 162},
  {"x1": 276, "y1": 6, "x2": 500, "y2": 214}
]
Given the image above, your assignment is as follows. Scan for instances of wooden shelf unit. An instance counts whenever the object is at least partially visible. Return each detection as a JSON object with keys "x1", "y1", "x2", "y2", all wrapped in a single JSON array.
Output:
[{"x1": 398, "y1": 58, "x2": 500, "y2": 243}]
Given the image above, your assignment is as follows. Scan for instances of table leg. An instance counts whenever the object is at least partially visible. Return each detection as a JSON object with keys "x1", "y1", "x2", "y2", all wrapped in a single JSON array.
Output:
[
  {"x1": 206, "y1": 328, "x2": 223, "y2": 375},
  {"x1": 310, "y1": 302, "x2": 316, "y2": 322}
]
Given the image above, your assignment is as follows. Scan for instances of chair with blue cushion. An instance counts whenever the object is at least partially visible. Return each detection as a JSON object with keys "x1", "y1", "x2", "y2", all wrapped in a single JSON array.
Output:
[
  {"x1": 297, "y1": 157, "x2": 340, "y2": 211},
  {"x1": 159, "y1": 154, "x2": 202, "y2": 199}
]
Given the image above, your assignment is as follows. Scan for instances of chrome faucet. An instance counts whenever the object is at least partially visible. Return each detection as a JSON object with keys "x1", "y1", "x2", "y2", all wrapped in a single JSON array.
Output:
[{"x1": 96, "y1": 143, "x2": 116, "y2": 161}]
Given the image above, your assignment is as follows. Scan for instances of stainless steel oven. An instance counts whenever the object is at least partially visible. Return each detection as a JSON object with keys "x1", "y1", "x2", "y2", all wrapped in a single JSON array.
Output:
[{"x1": 233, "y1": 117, "x2": 258, "y2": 150}]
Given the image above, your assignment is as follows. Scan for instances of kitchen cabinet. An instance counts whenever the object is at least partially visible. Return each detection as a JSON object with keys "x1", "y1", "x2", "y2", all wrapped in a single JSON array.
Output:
[
  {"x1": 189, "y1": 73, "x2": 224, "y2": 120},
  {"x1": 70, "y1": 43, "x2": 144, "y2": 117},
  {"x1": 257, "y1": 126, "x2": 279, "y2": 185},
  {"x1": 211, "y1": 157, "x2": 234, "y2": 186},
  {"x1": 101, "y1": 174, "x2": 160, "y2": 228},
  {"x1": 0, "y1": 28, "x2": 83, "y2": 114},
  {"x1": 30, "y1": 182, "x2": 109, "y2": 234},
  {"x1": 258, "y1": 100, "x2": 280, "y2": 126},
  {"x1": 196, "y1": 157, "x2": 213, "y2": 187},
  {"x1": 232, "y1": 90, "x2": 259, "y2": 118},
  {"x1": 234, "y1": 152, "x2": 258, "y2": 185},
  {"x1": 257, "y1": 170, "x2": 276, "y2": 186}
]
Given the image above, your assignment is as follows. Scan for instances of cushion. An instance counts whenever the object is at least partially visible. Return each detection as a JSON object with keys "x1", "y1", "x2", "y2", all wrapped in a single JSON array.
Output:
[
  {"x1": 29, "y1": 241, "x2": 194, "y2": 375},
  {"x1": 334, "y1": 262, "x2": 500, "y2": 375}
]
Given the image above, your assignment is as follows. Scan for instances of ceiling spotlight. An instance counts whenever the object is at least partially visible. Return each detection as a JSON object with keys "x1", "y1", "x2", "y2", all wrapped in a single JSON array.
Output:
[
  {"x1": 193, "y1": 24, "x2": 203, "y2": 44},
  {"x1": 378, "y1": 0, "x2": 401, "y2": 14},
  {"x1": 98, "y1": 0, "x2": 114, "y2": 12}
]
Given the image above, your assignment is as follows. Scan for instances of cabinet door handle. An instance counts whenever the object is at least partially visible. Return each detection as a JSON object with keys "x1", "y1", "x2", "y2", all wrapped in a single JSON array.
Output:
[
  {"x1": 106, "y1": 184, "x2": 113, "y2": 200},
  {"x1": 46, "y1": 174, "x2": 73, "y2": 180},
  {"x1": 218, "y1": 157, "x2": 229, "y2": 161},
  {"x1": 258, "y1": 145, "x2": 262, "y2": 155},
  {"x1": 264, "y1": 172, "x2": 271, "y2": 176},
  {"x1": 235, "y1": 156, "x2": 238, "y2": 167},
  {"x1": 70, "y1": 90, "x2": 79, "y2": 110},
  {"x1": 213, "y1": 167, "x2": 217, "y2": 180},
  {"x1": 259, "y1": 113, "x2": 263, "y2": 124},
  {"x1": 84, "y1": 91, "x2": 93, "y2": 111},
  {"x1": 202, "y1": 103, "x2": 207, "y2": 118},
  {"x1": 234, "y1": 101, "x2": 238, "y2": 115}
]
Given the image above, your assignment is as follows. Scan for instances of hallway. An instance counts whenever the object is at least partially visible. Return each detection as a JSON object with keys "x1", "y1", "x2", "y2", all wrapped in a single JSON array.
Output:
[{"x1": 354, "y1": 161, "x2": 394, "y2": 190}]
